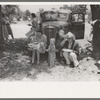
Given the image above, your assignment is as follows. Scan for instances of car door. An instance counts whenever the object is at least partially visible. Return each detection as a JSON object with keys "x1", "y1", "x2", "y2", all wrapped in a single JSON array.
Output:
[{"x1": 69, "y1": 13, "x2": 85, "y2": 39}]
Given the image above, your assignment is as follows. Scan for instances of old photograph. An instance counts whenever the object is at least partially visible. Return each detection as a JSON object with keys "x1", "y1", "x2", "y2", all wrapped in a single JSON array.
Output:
[{"x1": 0, "y1": 4, "x2": 99, "y2": 81}]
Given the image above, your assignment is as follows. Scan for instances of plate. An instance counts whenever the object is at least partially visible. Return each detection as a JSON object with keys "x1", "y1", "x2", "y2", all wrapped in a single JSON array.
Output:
[{"x1": 62, "y1": 49, "x2": 73, "y2": 52}]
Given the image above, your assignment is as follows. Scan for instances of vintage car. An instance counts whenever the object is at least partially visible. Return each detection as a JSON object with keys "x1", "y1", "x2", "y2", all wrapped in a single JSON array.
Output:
[{"x1": 41, "y1": 9, "x2": 85, "y2": 47}]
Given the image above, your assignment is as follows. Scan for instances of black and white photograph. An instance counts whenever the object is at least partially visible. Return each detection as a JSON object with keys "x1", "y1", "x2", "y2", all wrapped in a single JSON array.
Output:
[{"x1": 0, "y1": 3, "x2": 100, "y2": 82}]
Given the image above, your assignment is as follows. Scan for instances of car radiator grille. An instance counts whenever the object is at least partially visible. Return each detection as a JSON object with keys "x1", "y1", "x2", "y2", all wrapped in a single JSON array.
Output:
[{"x1": 43, "y1": 27, "x2": 57, "y2": 47}]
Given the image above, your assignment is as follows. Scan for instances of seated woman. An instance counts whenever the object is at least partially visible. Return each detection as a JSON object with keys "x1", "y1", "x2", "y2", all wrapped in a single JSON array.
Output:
[
  {"x1": 28, "y1": 29, "x2": 47, "y2": 65},
  {"x1": 60, "y1": 32, "x2": 80, "y2": 67}
]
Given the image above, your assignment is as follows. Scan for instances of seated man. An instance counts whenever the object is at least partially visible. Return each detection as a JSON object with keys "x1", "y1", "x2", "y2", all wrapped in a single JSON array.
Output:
[{"x1": 60, "y1": 32, "x2": 80, "y2": 67}]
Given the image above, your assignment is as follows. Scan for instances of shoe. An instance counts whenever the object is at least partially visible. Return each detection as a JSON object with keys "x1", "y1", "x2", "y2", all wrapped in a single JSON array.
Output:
[{"x1": 67, "y1": 62, "x2": 74, "y2": 68}]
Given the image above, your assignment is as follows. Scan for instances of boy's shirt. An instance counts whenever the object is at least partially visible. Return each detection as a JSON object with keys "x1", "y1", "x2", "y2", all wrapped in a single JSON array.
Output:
[{"x1": 48, "y1": 45, "x2": 56, "y2": 52}]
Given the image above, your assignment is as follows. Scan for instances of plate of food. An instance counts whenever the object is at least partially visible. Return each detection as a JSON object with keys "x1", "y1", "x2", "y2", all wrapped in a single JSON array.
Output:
[{"x1": 62, "y1": 49, "x2": 73, "y2": 52}]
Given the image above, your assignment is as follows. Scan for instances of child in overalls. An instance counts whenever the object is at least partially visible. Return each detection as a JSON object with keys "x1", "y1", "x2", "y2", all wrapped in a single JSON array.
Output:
[{"x1": 48, "y1": 38, "x2": 56, "y2": 67}]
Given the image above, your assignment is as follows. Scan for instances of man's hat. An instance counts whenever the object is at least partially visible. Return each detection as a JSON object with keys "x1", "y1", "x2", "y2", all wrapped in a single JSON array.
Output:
[
  {"x1": 66, "y1": 32, "x2": 75, "y2": 40},
  {"x1": 59, "y1": 29, "x2": 64, "y2": 34},
  {"x1": 67, "y1": 32, "x2": 74, "y2": 39}
]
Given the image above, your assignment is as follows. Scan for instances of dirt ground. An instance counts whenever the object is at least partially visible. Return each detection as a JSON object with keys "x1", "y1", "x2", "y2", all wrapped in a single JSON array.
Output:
[{"x1": 1, "y1": 21, "x2": 100, "y2": 81}]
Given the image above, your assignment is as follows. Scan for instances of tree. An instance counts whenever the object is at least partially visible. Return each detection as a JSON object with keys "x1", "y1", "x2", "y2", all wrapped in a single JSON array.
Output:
[
  {"x1": 2, "y1": 5, "x2": 19, "y2": 21},
  {"x1": 90, "y1": 5, "x2": 100, "y2": 59},
  {"x1": 15, "y1": 7, "x2": 23, "y2": 21},
  {"x1": 60, "y1": 5, "x2": 87, "y2": 14},
  {"x1": 23, "y1": 10, "x2": 31, "y2": 21},
  {"x1": 91, "y1": 5, "x2": 100, "y2": 21}
]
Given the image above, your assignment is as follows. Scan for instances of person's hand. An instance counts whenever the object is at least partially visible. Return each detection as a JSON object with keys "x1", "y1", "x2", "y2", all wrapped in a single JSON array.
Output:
[
  {"x1": 64, "y1": 39, "x2": 67, "y2": 42},
  {"x1": 60, "y1": 39, "x2": 67, "y2": 47},
  {"x1": 63, "y1": 36, "x2": 67, "y2": 40},
  {"x1": 73, "y1": 50, "x2": 78, "y2": 54},
  {"x1": 46, "y1": 49, "x2": 49, "y2": 52}
]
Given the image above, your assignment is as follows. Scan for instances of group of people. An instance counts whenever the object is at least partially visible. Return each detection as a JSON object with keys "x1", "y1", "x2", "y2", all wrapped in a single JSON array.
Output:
[
  {"x1": 27, "y1": 12, "x2": 81, "y2": 68},
  {"x1": 26, "y1": 13, "x2": 47, "y2": 65}
]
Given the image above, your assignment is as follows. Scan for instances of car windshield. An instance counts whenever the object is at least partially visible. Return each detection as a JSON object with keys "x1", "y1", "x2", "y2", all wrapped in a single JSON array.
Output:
[
  {"x1": 57, "y1": 13, "x2": 69, "y2": 21},
  {"x1": 45, "y1": 12, "x2": 58, "y2": 21},
  {"x1": 71, "y1": 14, "x2": 84, "y2": 22}
]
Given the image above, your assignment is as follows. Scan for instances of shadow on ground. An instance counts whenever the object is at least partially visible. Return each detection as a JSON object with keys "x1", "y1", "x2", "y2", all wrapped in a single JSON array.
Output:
[
  {"x1": 0, "y1": 51, "x2": 54, "y2": 81},
  {"x1": 0, "y1": 39, "x2": 95, "y2": 81}
]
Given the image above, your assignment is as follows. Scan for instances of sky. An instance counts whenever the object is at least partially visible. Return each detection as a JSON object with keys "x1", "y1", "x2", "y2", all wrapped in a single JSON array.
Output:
[
  {"x1": 19, "y1": 5, "x2": 63, "y2": 13},
  {"x1": 19, "y1": 5, "x2": 90, "y2": 13}
]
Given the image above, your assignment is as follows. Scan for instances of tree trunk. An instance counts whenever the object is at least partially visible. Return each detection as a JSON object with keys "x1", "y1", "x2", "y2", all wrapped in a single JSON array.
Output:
[
  {"x1": 91, "y1": 5, "x2": 100, "y2": 21},
  {"x1": 90, "y1": 5, "x2": 100, "y2": 59},
  {"x1": 0, "y1": 5, "x2": 3, "y2": 51}
]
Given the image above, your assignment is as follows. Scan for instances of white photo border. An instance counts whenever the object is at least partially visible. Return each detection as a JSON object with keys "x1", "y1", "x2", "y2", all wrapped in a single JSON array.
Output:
[{"x1": 0, "y1": 2, "x2": 100, "y2": 98}]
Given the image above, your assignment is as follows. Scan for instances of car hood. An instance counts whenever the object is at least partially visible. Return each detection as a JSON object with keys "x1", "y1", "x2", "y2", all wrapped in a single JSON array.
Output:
[{"x1": 43, "y1": 21, "x2": 69, "y2": 28}]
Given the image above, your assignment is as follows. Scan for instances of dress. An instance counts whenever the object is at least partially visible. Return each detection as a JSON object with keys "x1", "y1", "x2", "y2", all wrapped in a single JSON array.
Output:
[
  {"x1": 37, "y1": 34, "x2": 47, "y2": 45},
  {"x1": 1, "y1": 18, "x2": 9, "y2": 41},
  {"x1": 28, "y1": 34, "x2": 47, "y2": 54},
  {"x1": 6, "y1": 23, "x2": 13, "y2": 35},
  {"x1": 28, "y1": 35, "x2": 39, "y2": 50},
  {"x1": 36, "y1": 34, "x2": 47, "y2": 53},
  {"x1": 5, "y1": 16, "x2": 13, "y2": 36}
]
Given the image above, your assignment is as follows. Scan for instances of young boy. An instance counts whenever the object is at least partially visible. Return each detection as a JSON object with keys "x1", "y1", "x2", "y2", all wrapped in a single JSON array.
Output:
[{"x1": 47, "y1": 38, "x2": 56, "y2": 67}]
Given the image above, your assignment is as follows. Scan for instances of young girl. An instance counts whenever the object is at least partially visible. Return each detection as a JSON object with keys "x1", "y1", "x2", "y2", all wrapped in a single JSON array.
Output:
[
  {"x1": 28, "y1": 33, "x2": 38, "y2": 50},
  {"x1": 28, "y1": 32, "x2": 46, "y2": 65},
  {"x1": 47, "y1": 38, "x2": 56, "y2": 67},
  {"x1": 28, "y1": 32, "x2": 39, "y2": 64}
]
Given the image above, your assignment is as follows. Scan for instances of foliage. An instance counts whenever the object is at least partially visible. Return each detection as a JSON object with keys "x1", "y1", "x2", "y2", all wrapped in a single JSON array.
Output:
[
  {"x1": 60, "y1": 5, "x2": 87, "y2": 14},
  {"x1": 23, "y1": 10, "x2": 31, "y2": 21},
  {"x1": 2, "y1": 5, "x2": 19, "y2": 21},
  {"x1": 2, "y1": 5, "x2": 18, "y2": 15},
  {"x1": 2, "y1": 5, "x2": 24, "y2": 21}
]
